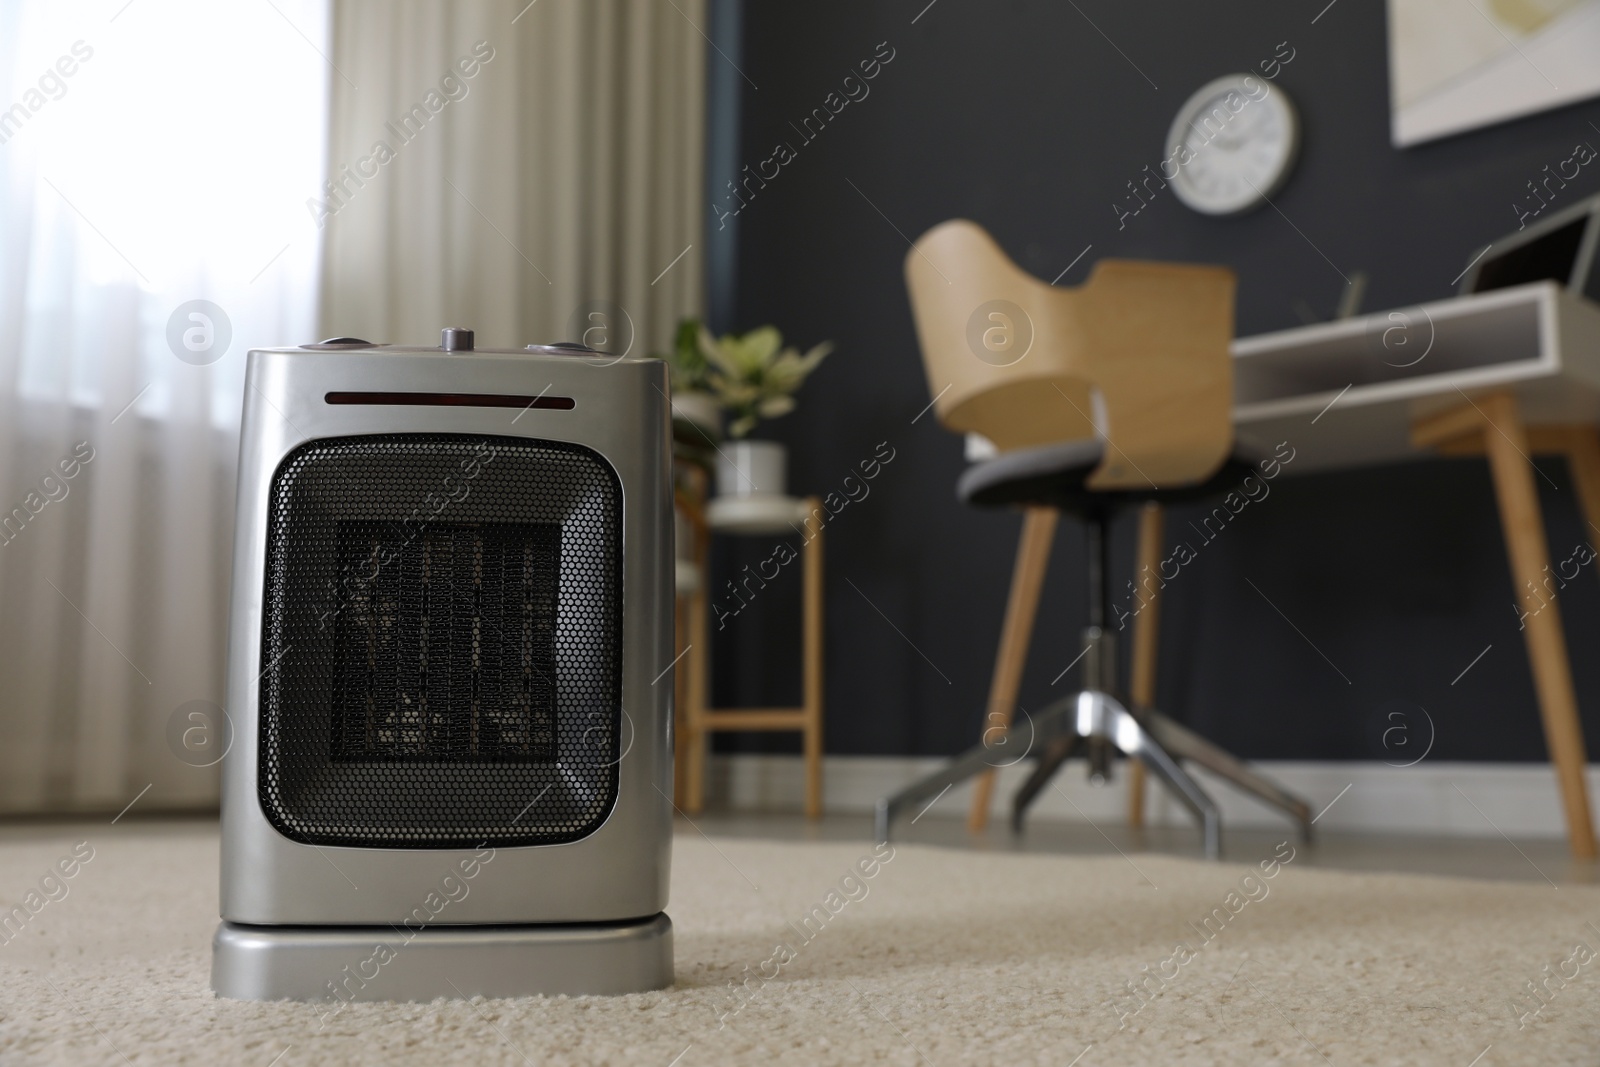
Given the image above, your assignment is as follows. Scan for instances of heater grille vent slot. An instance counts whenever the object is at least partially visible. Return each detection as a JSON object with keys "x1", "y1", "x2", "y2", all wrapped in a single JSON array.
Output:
[{"x1": 258, "y1": 433, "x2": 622, "y2": 849}]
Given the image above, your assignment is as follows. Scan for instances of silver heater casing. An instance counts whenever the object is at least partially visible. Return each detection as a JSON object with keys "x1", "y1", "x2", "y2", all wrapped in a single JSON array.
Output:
[{"x1": 213, "y1": 341, "x2": 674, "y2": 999}]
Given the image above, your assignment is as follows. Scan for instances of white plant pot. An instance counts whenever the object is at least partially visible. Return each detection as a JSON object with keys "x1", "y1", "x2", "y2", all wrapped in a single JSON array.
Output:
[{"x1": 716, "y1": 439, "x2": 787, "y2": 499}]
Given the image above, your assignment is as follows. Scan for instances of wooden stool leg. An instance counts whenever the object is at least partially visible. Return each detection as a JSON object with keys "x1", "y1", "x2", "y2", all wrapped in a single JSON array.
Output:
[
  {"x1": 1480, "y1": 393, "x2": 1598, "y2": 860},
  {"x1": 673, "y1": 594, "x2": 690, "y2": 809},
  {"x1": 684, "y1": 557, "x2": 710, "y2": 815},
  {"x1": 968, "y1": 508, "x2": 1059, "y2": 832},
  {"x1": 1563, "y1": 426, "x2": 1600, "y2": 574},
  {"x1": 1127, "y1": 502, "x2": 1166, "y2": 829},
  {"x1": 803, "y1": 498, "x2": 825, "y2": 819}
]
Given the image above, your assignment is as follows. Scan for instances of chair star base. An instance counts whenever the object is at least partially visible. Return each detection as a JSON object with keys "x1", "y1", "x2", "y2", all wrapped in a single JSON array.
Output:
[{"x1": 876, "y1": 688, "x2": 1311, "y2": 860}]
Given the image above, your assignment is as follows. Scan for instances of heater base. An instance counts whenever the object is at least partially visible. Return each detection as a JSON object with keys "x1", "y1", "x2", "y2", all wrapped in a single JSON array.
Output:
[{"x1": 211, "y1": 913, "x2": 673, "y2": 1002}]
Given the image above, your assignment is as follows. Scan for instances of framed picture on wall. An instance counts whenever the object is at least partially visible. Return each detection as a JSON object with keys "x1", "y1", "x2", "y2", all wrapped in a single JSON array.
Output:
[{"x1": 1387, "y1": 0, "x2": 1600, "y2": 146}]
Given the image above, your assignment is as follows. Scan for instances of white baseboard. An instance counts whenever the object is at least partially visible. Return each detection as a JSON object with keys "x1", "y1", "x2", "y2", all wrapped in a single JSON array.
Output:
[{"x1": 706, "y1": 753, "x2": 1600, "y2": 839}]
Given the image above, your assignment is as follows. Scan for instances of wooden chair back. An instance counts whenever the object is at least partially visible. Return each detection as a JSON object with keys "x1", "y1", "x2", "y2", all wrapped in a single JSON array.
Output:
[{"x1": 904, "y1": 219, "x2": 1236, "y2": 490}]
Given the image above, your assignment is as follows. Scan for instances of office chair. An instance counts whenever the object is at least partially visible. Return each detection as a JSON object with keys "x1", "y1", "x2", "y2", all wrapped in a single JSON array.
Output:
[{"x1": 875, "y1": 220, "x2": 1312, "y2": 857}]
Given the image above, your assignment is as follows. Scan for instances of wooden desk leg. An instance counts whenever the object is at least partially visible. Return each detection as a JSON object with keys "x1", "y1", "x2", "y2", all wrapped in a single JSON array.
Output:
[
  {"x1": 1563, "y1": 427, "x2": 1600, "y2": 571},
  {"x1": 968, "y1": 508, "x2": 1058, "y2": 832},
  {"x1": 1127, "y1": 503, "x2": 1166, "y2": 829},
  {"x1": 1480, "y1": 393, "x2": 1598, "y2": 860},
  {"x1": 803, "y1": 498, "x2": 825, "y2": 820}
]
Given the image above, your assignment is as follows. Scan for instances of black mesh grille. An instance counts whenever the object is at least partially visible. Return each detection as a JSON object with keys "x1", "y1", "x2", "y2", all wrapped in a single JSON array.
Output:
[
  {"x1": 329, "y1": 521, "x2": 560, "y2": 763},
  {"x1": 258, "y1": 433, "x2": 622, "y2": 848}
]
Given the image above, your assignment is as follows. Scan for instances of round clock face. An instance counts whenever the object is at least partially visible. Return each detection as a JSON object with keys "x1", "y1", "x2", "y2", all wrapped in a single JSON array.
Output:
[{"x1": 1166, "y1": 74, "x2": 1299, "y2": 216}]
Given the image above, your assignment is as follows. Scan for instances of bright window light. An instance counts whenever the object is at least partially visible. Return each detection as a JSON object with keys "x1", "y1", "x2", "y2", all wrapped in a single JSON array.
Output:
[{"x1": 1, "y1": 0, "x2": 329, "y2": 427}]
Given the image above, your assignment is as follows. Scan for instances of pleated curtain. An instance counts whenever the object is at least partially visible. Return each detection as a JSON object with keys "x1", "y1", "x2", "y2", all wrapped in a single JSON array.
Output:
[
  {"x1": 0, "y1": 0, "x2": 705, "y2": 814},
  {"x1": 319, "y1": 0, "x2": 706, "y2": 354},
  {"x1": 0, "y1": 0, "x2": 329, "y2": 814}
]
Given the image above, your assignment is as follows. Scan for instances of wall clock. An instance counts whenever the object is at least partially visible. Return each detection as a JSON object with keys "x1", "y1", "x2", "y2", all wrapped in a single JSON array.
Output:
[{"x1": 1165, "y1": 74, "x2": 1300, "y2": 216}]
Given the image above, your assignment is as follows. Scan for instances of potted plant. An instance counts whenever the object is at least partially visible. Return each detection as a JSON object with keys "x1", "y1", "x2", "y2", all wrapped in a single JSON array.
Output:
[
  {"x1": 658, "y1": 319, "x2": 723, "y2": 449},
  {"x1": 657, "y1": 319, "x2": 832, "y2": 500}
]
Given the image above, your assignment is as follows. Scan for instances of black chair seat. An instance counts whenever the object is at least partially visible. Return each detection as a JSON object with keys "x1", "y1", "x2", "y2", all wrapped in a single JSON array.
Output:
[{"x1": 958, "y1": 438, "x2": 1261, "y2": 513}]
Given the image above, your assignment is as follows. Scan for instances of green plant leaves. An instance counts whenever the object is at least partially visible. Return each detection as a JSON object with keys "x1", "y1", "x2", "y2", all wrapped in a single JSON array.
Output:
[{"x1": 684, "y1": 322, "x2": 832, "y2": 438}]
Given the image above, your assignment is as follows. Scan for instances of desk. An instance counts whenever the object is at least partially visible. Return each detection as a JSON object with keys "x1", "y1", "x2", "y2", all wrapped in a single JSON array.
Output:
[
  {"x1": 1230, "y1": 281, "x2": 1600, "y2": 859},
  {"x1": 1233, "y1": 281, "x2": 1600, "y2": 469}
]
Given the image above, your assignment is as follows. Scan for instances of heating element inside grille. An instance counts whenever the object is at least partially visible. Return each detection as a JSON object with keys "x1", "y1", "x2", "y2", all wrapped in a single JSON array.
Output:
[
  {"x1": 257, "y1": 433, "x2": 622, "y2": 849},
  {"x1": 331, "y1": 521, "x2": 560, "y2": 763}
]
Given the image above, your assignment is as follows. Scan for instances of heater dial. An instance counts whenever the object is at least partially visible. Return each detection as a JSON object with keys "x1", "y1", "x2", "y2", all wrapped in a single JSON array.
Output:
[
  {"x1": 298, "y1": 337, "x2": 376, "y2": 350},
  {"x1": 526, "y1": 342, "x2": 601, "y2": 356}
]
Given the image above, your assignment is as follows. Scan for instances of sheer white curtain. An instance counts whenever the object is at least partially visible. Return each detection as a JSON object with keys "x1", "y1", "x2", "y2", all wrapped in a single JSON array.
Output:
[
  {"x1": 0, "y1": 0, "x2": 328, "y2": 812},
  {"x1": 0, "y1": 0, "x2": 704, "y2": 814},
  {"x1": 319, "y1": 0, "x2": 705, "y2": 351}
]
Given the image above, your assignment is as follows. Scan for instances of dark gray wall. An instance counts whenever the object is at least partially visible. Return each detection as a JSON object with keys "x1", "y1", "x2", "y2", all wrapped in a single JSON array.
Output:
[{"x1": 706, "y1": 0, "x2": 1600, "y2": 763}]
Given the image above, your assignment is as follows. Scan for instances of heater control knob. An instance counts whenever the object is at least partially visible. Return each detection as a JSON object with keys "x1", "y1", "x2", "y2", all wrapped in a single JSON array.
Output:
[{"x1": 440, "y1": 327, "x2": 475, "y2": 352}]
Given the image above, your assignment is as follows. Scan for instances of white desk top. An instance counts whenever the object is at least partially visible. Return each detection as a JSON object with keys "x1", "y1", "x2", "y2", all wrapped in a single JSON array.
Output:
[{"x1": 1231, "y1": 282, "x2": 1600, "y2": 473}]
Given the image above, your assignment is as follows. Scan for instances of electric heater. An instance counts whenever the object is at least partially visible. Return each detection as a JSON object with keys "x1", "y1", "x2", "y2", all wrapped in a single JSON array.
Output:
[{"x1": 211, "y1": 329, "x2": 675, "y2": 1001}]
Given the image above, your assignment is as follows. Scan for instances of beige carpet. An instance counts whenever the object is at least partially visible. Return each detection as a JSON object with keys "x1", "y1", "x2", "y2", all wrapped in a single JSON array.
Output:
[{"x1": 0, "y1": 825, "x2": 1597, "y2": 1065}]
